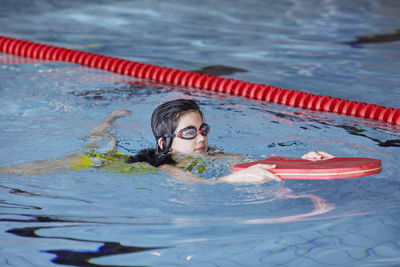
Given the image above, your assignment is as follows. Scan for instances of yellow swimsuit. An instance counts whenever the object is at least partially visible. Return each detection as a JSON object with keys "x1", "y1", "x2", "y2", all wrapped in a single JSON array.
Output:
[{"x1": 70, "y1": 152, "x2": 158, "y2": 175}]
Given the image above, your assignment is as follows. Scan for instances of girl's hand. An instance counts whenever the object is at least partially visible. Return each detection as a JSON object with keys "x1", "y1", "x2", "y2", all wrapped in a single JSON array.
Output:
[
  {"x1": 219, "y1": 164, "x2": 282, "y2": 184},
  {"x1": 301, "y1": 151, "x2": 335, "y2": 161}
]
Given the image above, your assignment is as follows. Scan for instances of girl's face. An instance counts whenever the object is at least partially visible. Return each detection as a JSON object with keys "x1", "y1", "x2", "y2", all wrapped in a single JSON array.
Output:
[{"x1": 170, "y1": 110, "x2": 208, "y2": 155}]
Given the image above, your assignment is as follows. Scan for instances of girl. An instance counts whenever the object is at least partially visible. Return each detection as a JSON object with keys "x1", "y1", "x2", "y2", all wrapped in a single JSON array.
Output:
[
  {"x1": 112, "y1": 99, "x2": 333, "y2": 183},
  {"x1": 0, "y1": 99, "x2": 334, "y2": 183}
]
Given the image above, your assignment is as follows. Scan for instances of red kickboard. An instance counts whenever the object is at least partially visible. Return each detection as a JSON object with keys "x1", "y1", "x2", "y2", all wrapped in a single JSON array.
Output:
[{"x1": 232, "y1": 157, "x2": 381, "y2": 180}]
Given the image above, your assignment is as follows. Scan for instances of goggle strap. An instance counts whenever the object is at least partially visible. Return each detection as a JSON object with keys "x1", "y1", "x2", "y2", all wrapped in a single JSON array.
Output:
[{"x1": 163, "y1": 133, "x2": 176, "y2": 138}]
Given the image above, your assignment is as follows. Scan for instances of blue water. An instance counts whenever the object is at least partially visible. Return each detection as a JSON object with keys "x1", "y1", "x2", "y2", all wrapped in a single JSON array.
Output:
[{"x1": 1, "y1": 0, "x2": 400, "y2": 266}]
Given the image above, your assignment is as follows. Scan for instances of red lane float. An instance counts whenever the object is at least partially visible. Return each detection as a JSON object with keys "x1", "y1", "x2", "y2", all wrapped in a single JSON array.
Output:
[
  {"x1": 1, "y1": 35, "x2": 399, "y2": 125},
  {"x1": 232, "y1": 157, "x2": 382, "y2": 180}
]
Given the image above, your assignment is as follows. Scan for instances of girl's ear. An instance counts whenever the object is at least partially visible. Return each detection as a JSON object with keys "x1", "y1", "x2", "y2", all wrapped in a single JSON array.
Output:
[{"x1": 157, "y1": 137, "x2": 164, "y2": 150}]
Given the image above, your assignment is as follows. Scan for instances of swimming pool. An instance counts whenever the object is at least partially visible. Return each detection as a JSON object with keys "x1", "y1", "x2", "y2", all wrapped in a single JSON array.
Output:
[{"x1": 1, "y1": 0, "x2": 400, "y2": 266}]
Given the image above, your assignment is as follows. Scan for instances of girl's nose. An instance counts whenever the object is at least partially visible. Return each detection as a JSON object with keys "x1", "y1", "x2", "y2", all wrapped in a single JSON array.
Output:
[{"x1": 196, "y1": 132, "x2": 206, "y2": 143}]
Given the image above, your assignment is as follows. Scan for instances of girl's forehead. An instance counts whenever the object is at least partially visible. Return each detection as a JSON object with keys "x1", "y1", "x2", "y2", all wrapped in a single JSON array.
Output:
[{"x1": 177, "y1": 110, "x2": 203, "y2": 126}]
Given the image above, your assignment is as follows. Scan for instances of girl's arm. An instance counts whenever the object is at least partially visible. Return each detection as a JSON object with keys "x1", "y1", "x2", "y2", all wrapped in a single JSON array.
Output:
[
  {"x1": 158, "y1": 164, "x2": 212, "y2": 183},
  {"x1": 160, "y1": 151, "x2": 335, "y2": 184},
  {"x1": 159, "y1": 163, "x2": 281, "y2": 184},
  {"x1": 217, "y1": 163, "x2": 281, "y2": 183},
  {"x1": 0, "y1": 155, "x2": 74, "y2": 176}
]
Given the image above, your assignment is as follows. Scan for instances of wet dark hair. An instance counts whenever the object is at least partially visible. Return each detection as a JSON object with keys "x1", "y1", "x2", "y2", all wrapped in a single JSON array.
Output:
[{"x1": 127, "y1": 99, "x2": 203, "y2": 167}]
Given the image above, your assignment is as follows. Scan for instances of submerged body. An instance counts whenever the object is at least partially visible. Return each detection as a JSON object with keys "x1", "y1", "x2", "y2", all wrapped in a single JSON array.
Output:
[{"x1": 70, "y1": 150, "x2": 235, "y2": 180}]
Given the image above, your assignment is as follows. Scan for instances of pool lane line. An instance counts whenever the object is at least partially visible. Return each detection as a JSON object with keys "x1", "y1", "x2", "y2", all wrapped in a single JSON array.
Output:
[{"x1": 1, "y1": 35, "x2": 399, "y2": 126}]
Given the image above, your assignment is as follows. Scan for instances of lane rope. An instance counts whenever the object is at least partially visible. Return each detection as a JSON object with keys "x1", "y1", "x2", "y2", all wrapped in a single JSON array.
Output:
[{"x1": 1, "y1": 35, "x2": 399, "y2": 125}]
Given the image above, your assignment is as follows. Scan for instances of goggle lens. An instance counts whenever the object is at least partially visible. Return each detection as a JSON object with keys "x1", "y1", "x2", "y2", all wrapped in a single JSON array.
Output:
[{"x1": 177, "y1": 123, "x2": 210, "y2": 140}]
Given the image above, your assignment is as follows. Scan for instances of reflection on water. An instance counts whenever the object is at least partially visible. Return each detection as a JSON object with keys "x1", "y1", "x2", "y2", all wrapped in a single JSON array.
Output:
[
  {"x1": 191, "y1": 65, "x2": 248, "y2": 76},
  {"x1": 71, "y1": 83, "x2": 170, "y2": 101},
  {"x1": 339, "y1": 125, "x2": 400, "y2": 147},
  {"x1": 242, "y1": 187, "x2": 336, "y2": 224},
  {"x1": 343, "y1": 29, "x2": 400, "y2": 46},
  {"x1": 0, "y1": 184, "x2": 91, "y2": 204},
  {"x1": 2, "y1": 183, "x2": 339, "y2": 266},
  {"x1": 7, "y1": 225, "x2": 166, "y2": 267}
]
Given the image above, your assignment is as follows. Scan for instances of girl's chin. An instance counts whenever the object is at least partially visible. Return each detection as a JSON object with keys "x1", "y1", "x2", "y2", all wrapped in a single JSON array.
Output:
[{"x1": 173, "y1": 149, "x2": 207, "y2": 159}]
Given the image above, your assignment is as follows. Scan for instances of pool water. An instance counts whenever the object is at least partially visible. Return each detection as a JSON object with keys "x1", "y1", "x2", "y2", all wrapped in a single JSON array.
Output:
[{"x1": 1, "y1": 0, "x2": 400, "y2": 266}]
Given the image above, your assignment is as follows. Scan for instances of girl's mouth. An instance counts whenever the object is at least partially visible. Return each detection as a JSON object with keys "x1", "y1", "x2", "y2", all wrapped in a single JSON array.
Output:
[{"x1": 194, "y1": 147, "x2": 206, "y2": 153}]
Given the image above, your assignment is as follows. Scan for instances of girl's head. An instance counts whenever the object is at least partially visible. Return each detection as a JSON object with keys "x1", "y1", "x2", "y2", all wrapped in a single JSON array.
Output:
[{"x1": 151, "y1": 99, "x2": 209, "y2": 156}]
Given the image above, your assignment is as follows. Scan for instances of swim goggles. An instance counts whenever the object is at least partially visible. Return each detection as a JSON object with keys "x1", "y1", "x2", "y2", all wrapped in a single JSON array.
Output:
[{"x1": 164, "y1": 123, "x2": 210, "y2": 140}]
